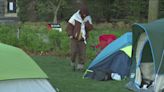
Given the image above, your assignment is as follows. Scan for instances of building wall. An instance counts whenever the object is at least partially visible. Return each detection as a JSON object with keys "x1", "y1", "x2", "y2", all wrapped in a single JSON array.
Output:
[
  {"x1": 0, "y1": 0, "x2": 4, "y2": 17},
  {"x1": 0, "y1": 0, "x2": 17, "y2": 17}
]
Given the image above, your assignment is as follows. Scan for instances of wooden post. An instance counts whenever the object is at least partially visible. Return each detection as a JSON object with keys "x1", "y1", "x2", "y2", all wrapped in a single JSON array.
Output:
[{"x1": 148, "y1": 0, "x2": 159, "y2": 22}]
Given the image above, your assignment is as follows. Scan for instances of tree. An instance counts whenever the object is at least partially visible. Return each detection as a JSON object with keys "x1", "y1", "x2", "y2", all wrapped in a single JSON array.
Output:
[
  {"x1": 148, "y1": 0, "x2": 159, "y2": 22},
  {"x1": 17, "y1": 0, "x2": 38, "y2": 22},
  {"x1": 37, "y1": 0, "x2": 68, "y2": 23},
  {"x1": 28, "y1": 0, "x2": 38, "y2": 21},
  {"x1": 17, "y1": 0, "x2": 153, "y2": 22},
  {"x1": 47, "y1": 0, "x2": 63, "y2": 23},
  {"x1": 159, "y1": 0, "x2": 164, "y2": 18}
]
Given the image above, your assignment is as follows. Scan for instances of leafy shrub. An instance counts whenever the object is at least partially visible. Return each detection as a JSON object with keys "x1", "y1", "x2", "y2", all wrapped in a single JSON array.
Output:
[
  {"x1": 0, "y1": 24, "x2": 18, "y2": 46},
  {"x1": 47, "y1": 22, "x2": 70, "y2": 56},
  {"x1": 18, "y1": 23, "x2": 52, "y2": 52},
  {"x1": 0, "y1": 22, "x2": 130, "y2": 59}
]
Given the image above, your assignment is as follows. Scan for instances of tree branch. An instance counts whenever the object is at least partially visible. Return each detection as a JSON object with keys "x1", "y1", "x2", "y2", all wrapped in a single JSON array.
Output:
[{"x1": 53, "y1": 0, "x2": 63, "y2": 23}]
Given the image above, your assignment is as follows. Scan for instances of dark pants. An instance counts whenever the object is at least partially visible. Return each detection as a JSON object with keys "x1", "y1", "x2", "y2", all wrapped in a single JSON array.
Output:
[{"x1": 70, "y1": 39, "x2": 86, "y2": 64}]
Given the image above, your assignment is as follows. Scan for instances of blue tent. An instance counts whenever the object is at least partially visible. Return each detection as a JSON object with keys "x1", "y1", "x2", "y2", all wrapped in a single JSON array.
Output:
[
  {"x1": 84, "y1": 32, "x2": 132, "y2": 80},
  {"x1": 88, "y1": 32, "x2": 132, "y2": 69}
]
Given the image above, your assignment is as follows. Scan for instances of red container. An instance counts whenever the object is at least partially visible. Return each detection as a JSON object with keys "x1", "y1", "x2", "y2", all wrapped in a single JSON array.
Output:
[{"x1": 96, "y1": 34, "x2": 117, "y2": 50}]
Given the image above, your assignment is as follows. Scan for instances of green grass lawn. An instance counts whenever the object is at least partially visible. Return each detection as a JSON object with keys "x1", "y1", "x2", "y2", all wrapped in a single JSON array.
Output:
[{"x1": 33, "y1": 56, "x2": 132, "y2": 92}]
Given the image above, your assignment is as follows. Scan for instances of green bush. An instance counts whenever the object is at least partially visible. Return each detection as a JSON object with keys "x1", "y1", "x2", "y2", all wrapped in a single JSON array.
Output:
[
  {"x1": 0, "y1": 22, "x2": 130, "y2": 59},
  {"x1": 0, "y1": 24, "x2": 18, "y2": 46},
  {"x1": 0, "y1": 23, "x2": 70, "y2": 55},
  {"x1": 48, "y1": 30, "x2": 70, "y2": 56},
  {"x1": 18, "y1": 23, "x2": 52, "y2": 52}
]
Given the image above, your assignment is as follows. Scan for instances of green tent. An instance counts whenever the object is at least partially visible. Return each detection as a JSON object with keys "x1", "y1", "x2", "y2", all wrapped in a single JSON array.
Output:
[
  {"x1": 127, "y1": 19, "x2": 164, "y2": 92},
  {"x1": 0, "y1": 43, "x2": 56, "y2": 92}
]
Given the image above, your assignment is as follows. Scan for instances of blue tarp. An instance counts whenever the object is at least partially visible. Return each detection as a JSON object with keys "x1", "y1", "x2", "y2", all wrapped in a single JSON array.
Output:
[{"x1": 88, "y1": 32, "x2": 132, "y2": 69}]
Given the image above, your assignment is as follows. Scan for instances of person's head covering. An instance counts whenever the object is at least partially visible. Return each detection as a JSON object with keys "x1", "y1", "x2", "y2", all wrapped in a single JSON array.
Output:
[{"x1": 79, "y1": 3, "x2": 89, "y2": 19}]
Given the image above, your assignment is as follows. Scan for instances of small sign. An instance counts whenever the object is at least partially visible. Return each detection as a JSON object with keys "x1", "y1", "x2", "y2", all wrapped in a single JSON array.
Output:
[{"x1": 47, "y1": 23, "x2": 62, "y2": 32}]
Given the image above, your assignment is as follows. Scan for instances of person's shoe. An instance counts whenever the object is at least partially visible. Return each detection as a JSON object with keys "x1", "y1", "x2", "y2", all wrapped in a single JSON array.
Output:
[
  {"x1": 76, "y1": 64, "x2": 84, "y2": 72},
  {"x1": 70, "y1": 62, "x2": 76, "y2": 71},
  {"x1": 71, "y1": 62, "x2": 75, "y2": 66}
]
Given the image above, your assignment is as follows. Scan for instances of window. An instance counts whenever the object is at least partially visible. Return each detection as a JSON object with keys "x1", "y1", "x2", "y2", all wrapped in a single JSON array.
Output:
[{"x1": 7, "y1": 0, "x2": 16, "y2": 13}]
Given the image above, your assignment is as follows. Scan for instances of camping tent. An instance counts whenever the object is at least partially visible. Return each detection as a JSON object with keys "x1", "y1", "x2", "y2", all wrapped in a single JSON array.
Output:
[
  {"x1": 126, "y1": 19, "x2": 164, "y2": 92},
  {"x1": 0, "y1": 43, "x2": 56, "y2": 92},
  {"x1": 83, "y1": 32, "x2": 132, "y2": 80}
]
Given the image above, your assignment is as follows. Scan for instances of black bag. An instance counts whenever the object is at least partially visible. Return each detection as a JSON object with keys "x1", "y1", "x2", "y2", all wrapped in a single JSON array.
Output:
[{"x1": 91, "y1": 69, "x2": 112, "y2": 81}]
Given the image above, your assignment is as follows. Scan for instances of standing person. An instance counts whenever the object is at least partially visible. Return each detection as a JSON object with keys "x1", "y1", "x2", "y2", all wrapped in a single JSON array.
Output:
[{"x1": 66, "y1": 4, "x2": 93, "y2": 71}]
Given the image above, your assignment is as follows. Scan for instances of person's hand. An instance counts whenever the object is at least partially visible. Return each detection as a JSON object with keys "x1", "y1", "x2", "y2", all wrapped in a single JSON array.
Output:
[
  {"x1": 85, "y1": 21, "x2": 90, "y2": 26},
  {"x1": 69, "y1": 36, "x2": 73, "y2": 39},
  {"x1": 85, "y1": 21, "x2": 93, "y2": 31}
]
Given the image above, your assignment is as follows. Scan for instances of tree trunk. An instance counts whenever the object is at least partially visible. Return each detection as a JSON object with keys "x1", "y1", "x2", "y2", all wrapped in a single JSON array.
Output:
[
  {"x1": 148, "y1": 0, "x2": 159, "y2": 22},
  {"x1": 27, "y1": 0, "x2": 38, "y2": 22},
  {"x1": 53, "y1": 0, "x2": 62, "y2": 23}
]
